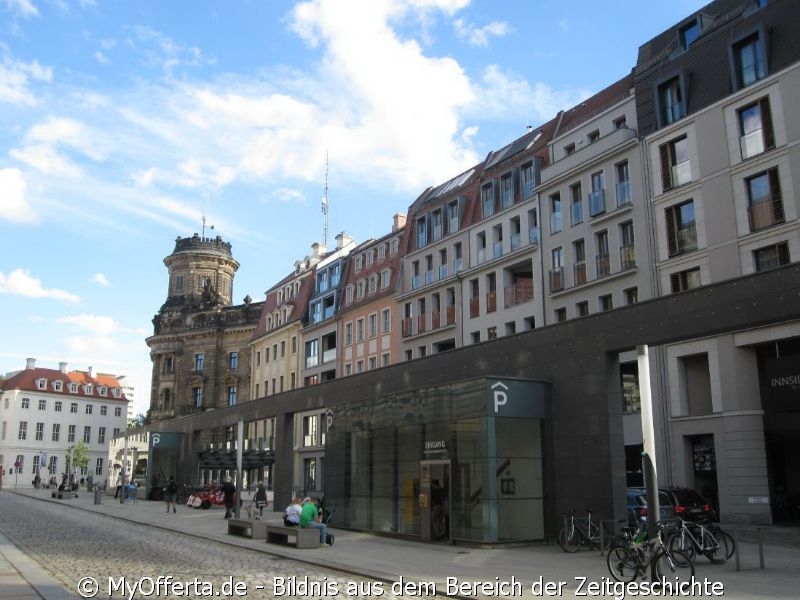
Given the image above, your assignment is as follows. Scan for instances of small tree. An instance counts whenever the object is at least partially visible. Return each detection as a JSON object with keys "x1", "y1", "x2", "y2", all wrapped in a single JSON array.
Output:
[
  {"x1": 128, "y1": 413, "x2": 147, "y2": 430},
  {"x1": 64, "y1": 441, "x2": 90, "y2": 486}
]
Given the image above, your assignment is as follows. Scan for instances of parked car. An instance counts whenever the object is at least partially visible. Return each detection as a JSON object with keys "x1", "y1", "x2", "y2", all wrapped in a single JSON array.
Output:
[
  {"x1": 662, "y1": 486, "x2": 716, "y2": 521},
  {"x1": 626, "y1": 487, "x2": 676, "y2": 526}
]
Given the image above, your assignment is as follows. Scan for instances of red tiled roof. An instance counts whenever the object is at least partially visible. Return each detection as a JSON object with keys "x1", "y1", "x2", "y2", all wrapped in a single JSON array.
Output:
[{"x1": 0, "y1": 365, "x2": 128, "y2": 401}]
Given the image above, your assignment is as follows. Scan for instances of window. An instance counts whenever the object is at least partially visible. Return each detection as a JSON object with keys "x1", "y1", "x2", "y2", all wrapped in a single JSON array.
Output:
[
  {"x1": 616, "y1": 161, "x2": 631, "y2": 207},
  {"x1": 98, "y1": 427, "x2": 106, "y2": 444},
  {"x1": 377, "y1": 244, "x2": 386, "y2": 260},
  {"x1": 85, "y1": 404, "x2": 93, "y2": 415},
  {"x1": 665, "y1": 200, "x2": 697, "y2": 256},
  {"x1": 37, "y1": 379, "x2": 46, "y2": 390},
  {"x1": 193, "y1": 387, "x2": 203, "y2": 408},
  {"x1": 416, "y1": 216, "x2": 427, "y2": 248},
  {"x1": 448, "y1": 199, "x2": 460, "y2": 233},
  {"x1": 369, "y1": 274, "x2": 378, "y2": 294},
  {"x1": 500, "y1": 173, "x2": 514, "y2": 209},
  {"x1": 194, "y1": 353, "x2": 204, "y2": 372},
  {"x1": 550, "y1": 193, "x2": 562, "y2": 234},
  {"x1": 382, "y1": 353, "x2": 391, "y2": 367},
  {"x1": 432, "y1": 209, "x2": 443, "y2": 241},
  {"x1": 281, "y1": 341, "x2": 285, "y2": 357},
  {"x1": 660, "y1": 135, "x2": 691, "y2": 192},
  {"x1": 521, "y1": 162, "x2": 535, "y2": 198},
  {"x1": 657, "y1": 75, "x2": 686, "y2": 126},
  {"x1": 227, "y1": 386, "x2": 238, "y2": 406},
  {"x1": 292, "y1": 336, "x2": 297, "y2": 354},
  {"x1": 390, "y1": 239, "x2": 399, "y2": 254},
  {"x1": 52, "y1": 423, "x2": 60, "y2": 442},
  {"x1": 587, "y1": 129, "x2": 600, "y2": 144},
  {"x1": 576, "y1": 301, "x2": 589, "y2": 317},
  {"x1": 671, "y1": 267, "x2": 701, "y2": 292},
  {"x1": 70, "y1": 402, "x2": 78, "y2": 413},
  {"x1": 550, "y1": 247, "x2": 564, "y2": 292},
  {"x1": 599, "y1": 294, "x2": 614, "y2": 312},
  {"x1": 476, "y1": 232, "x2": 487, "y2": 264},
  {"x1": 357, "y1": 318, "x2": 365, "y2": 342},
  {"x1": 596, "y1": 231, "x2": 610, "y2": 277},
  {"x1": 365, "y1": 249, "x2": 374, "y2": 266},
  {"x1": 382, "y1": 308, "x2": 391, "y2": 333},
  {"x1": 83, "y1": 426, "x2": 91, "y2": 443},
  {"x1": 554, "y1": 308, "x2": 567, "y2": 322},
  {"x1": 589, "y1": 171, "x2": 606, "y2": 216},
  {"x1": 679, "y1": 20, "x2": 700, "y2": 50},
  {"x1": 35, "y1": 422, "x2": 44, "y2": 441},
  {"x1": 613, "y1": 116, "x2": 627, "y2": 130},
  {"x1": 54, "y1": 401, "x2": 62, "y2": 412},
  {"x1": 95, "y1": 458, "x2": 104, "y2": 476},
  {"x1": 570, "y1": 183, "x2": 583, "y2": 225},
  {"x1": 381, "y1": 269, "x2": 390, "y2": 289},
  {"x1": 114, "y1": 407, "x2": 122, "y2": 417},
  {"x1": 738, "y1": 97, "x2": 774, "y2": 159},
  {"x1": 732, "y1": 31, "x2": 766, "y2": 89},
  {"x1": 53, "y1": 381, "x2": 63, "y2": 392},
  {"x1": 624, "y1": 287, "x2": 639, "y2": 305},
  {"x1": 229, "y1": 351, "x2": 238, "y2": 369},
  {"x1": 369, "y1": 314, "x2": 377, "y2": 338},
  {"x1": 453, "y1": 242, "x2": 463, "y2": 272},
  {"x1": 620, "y1": 221, "x2": 636, "y2": 270},
  {"x1": 100, "y1": 405, "x2": 107, "y2": 416},
  {"x1": 38, "y1": 399, "x2": 46, "y2": 410},
  {"x1": 69, "y1": 383, "x2": 78, "y2": 393},
  {"x1": 305, "y1": 339, "x2": 319, "y2": 369},
  {"x1": 746, "y1": 168, "x2": 784, "y2": 231},
  {"x1": 345, "y1": 322, "x2": 353, "y2": 345},
  {"x1": 481, "y1": 183, "x2": 495, "y2": 217},
  {"x1": 564, "y1": 143, "x2": 575, "y2": 156},
  {"x1": 573, "y1": 239, "x2": 587, "y2": 286},
  {"x1": 369, "y1": 357, "x2": 377, "y2": 370},
  {"x1": 21, "y1": 397, "x2": 29, "y2": 409},
  {"x1": 754, "y1": 242, "x2": 790, "y2": 272}
]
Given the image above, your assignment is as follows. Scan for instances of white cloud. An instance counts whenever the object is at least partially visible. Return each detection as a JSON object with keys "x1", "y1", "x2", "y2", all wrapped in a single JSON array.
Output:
[
  {"x1": 0, "y1": 55, "x2": 52, "y2": 106},
  {"x1": 25, "y1": 116, "x2": 107, "y2": 161},
  {"x1": 130, "y1": 25, "x2": 211, "y2": 73},
  {"x1": 58, "y1": 314, "x2": 119, "y2": 336},
  {"x1": 90, "y1": 273, "x2": 111, "y2": 287},
  {"x1": 0, "y1": 167, "x2": 38, "y2": 223},
  {"x1": 94, "y1": 51, "x2": 110, "y2": 65},
  {"x1": 453, "y1": 18, "x2": 510, "y2": 48},
  {"x1": 9, "y1": 143, "x2": 82, "y2": 176},
  {"x1": 5, "y1": 0, "x2": 39, "y2": 18},
  {"x1": 0, "y1": 269, "x2": 80, "y2": 302}
]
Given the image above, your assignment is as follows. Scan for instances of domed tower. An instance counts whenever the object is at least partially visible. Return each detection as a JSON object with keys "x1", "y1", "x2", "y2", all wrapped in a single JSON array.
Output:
[
  {"x1": 147, "y1": 232, "x2": 259, "y2": 423},
  {"x1": 163, "y1": 233, "x2": 239, "y2": 308}
]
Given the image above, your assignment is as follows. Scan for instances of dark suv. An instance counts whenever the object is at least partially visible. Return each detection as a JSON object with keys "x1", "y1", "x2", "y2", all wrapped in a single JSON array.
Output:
[{"x1": 662, "y1": 486, "x2": 716, "y2": 521}]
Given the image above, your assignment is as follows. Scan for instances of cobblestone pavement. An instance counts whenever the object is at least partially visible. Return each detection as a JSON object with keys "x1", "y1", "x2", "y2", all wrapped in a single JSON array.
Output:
[{"x1": 0, "y1": 492, "x2": 412, "y2": 599}]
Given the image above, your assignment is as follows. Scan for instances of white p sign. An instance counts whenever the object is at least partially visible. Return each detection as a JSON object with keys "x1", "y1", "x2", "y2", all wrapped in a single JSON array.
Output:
[{"x1": 492, "y1": 382, "x2": 509, "y2": 413}]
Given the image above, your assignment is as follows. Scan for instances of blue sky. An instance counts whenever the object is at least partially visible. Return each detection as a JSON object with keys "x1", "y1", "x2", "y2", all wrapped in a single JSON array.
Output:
[{"x1": 0, "y1": 0, "x2": 707, "y2": 415}]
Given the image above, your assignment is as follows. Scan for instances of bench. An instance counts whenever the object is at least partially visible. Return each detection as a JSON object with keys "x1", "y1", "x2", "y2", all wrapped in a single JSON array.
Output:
[
  {"x1": 51, "y1": 491, "x2": 78, "y2": 499},
  {"x1": 266, "y1": 525, "x2": 320, "y2": 549},
  {"x1": 227, "y1": 518, "x2": 268, "y2": 539}
]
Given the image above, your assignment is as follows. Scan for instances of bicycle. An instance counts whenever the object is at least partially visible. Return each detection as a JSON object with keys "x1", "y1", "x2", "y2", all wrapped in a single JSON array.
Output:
[
  {"x1": 607, "y1": 521, "x2": 695, "y2": 583},
  {"x1": 557, "y1": 508, "x2": 601, "y2": 552},
  {"x1": 668, "y1": 517, "x2": 735, "y2": 564}
]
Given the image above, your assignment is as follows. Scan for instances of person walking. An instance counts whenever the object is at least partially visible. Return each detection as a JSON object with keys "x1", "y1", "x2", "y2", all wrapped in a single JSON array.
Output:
[
  {"x1": 164, "y1": 476, "x2": 178, "y2": 514},
  {"x1": 253, "y1": 481, "x2": 268, "y2": 519},
  {"x1": 221, "y1": 477, "x2": 236, "y2": 519}
]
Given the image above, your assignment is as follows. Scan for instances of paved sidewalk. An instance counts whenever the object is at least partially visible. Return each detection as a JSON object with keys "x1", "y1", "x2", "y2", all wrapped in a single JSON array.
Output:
[{"x1": 2, "y1": 486, "x2": 800, "y2": 599}]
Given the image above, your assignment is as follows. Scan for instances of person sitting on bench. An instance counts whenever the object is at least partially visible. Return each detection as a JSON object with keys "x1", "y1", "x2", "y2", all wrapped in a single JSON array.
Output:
[
  {"x1": 283, "y1": 496, "x2": 303, "y2": 526},
  {"x1": 299, "y1": 498, "x2": 330, "y2": 546}
]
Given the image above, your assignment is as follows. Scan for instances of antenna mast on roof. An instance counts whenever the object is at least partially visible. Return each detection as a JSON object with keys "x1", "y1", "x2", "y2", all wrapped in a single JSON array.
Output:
[{"x1": 321, "y1": 151, "x2": 329, "y2": 247}]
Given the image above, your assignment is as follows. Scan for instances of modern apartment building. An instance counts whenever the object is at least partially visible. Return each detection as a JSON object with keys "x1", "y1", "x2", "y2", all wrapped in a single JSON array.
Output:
[{"x1": 0, "y1": 359, "x2": 128, "y2": 488}]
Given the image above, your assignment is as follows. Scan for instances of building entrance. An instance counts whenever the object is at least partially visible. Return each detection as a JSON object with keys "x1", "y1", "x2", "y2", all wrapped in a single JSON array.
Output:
[{"x1": 420, "y1": 461, "x2": 450, "y2": 542}]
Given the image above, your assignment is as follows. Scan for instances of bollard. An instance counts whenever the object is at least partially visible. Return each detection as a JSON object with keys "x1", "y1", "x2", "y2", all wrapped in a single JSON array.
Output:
[{"x1": 94, "y1": 488, "x2": 102, "y2": 505}]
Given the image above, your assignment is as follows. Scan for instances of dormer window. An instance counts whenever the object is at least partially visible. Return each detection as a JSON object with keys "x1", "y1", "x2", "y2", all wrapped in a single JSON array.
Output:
[
  {"x1": 564, "y1": 143, "x2": 576, "y2": 156},
  {"x1": 99, "y1": 386, "x2": 107, "y2": 396},
  {"x1": 390, "y1": 239, "x2": 399, "y2": 255},
  {"x1": 377, "y1": 244, "x2": 386, "y2": 260},
  {"x1": 679, "y1": 20, "x2": 700, "y2": 50},
  {"x1": 84, "y1": 384, "x2": 93, "y2": 395},
  {"x1": 36, "y1": 378, "x2": 47, "y2": 390},
  {"x1": 69, "y1": 383, "x2": 78, "y2": 393},
  {"x1": 112, "y1": 388, "x2": 120, "y2": 398},
  {"x1": 365, "y1": 251, "x2": 373, "y2": 266},
  {"x1": 53, "y1": 381, "x2": 63, "y2": 392},
  {"x1": 355, "y1": 256, "x2": 363, "y2": 272}
]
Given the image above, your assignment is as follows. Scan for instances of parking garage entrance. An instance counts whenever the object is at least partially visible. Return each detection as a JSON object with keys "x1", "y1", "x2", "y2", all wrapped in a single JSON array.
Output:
[{"x1": 323, "y1": 376, "x2": 549, "y2": 543}]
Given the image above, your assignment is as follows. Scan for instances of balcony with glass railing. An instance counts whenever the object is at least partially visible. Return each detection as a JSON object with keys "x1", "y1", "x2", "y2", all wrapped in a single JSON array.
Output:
[
  {"x1": 664, "y1": 103, "x2": 685, "y2": 125},
  {"x1": 486, "y1": 291, "x2": 497, "y2": 313},
  {"x1": 573, "y1": 261, "x2": 587, "y2": 286},
  {"x1": 411, "y1": 275, "x2": 420, "y2": 289},
  {"x1": 616, "y1": 181, "x2": 631, "y2": 207},
  {"x1": 570, "y1": 202, "x2": 583, "y2": 225},
  {"x1": 439, "y1": 264, "x2": 448, "y2": 279},
  {"x1": 322, "y1": 348, "x2": 337, "y2": 363},
  {"x1": 493, "y1": 241, "x2": 503, "y2": 259},
  {"x1": 510, "y1": 232, "x2": 521, "y2": 251},
  {"x1": 596, "y1": 253, "x2": 611, "y2": 278},
  {"x1": 504, "y1": 279, "x2": 533, "y2": 307},
  {"x1": 501, "y1": 189, "x2": 514, "y2": 209},
  {"x1": 620, "y1": 244, "x2": 636, "y2": 270},
  {"x1": 550, "y1": 212, "x2": 563, "y2": 234},
  {"x1": 522, "y1": 179, "x2": 535, "y2": 199},
  {"x1": 424, "y1": 270, "x2": 434, "y2": 285},
  {"x1": 676, "y1": 225, "x2": 698, "y2": 253},
  {"x1": 748, "y1": 199, "x2": 784, "y2": 231},
  {"x1": 432, "y1": 224, "x2": 442, "y2": 241},
  {"x1": 549, "y1": 267, "x2": 564, "y2": 292},
  {"x1": 305, "y1": 355, "x2": 319, "y2": 368},
  {"x1": 477, "y1": 248, "x2": 486, "y2": 264},
  {"x1": 589, "y1": 189, "x2": 606, "y2": 217},
  {"x1": 453, "y1": 258, "x2": 463, "y2": 273},
  {"x1": 469, "y1": 297, "x2": 480, "y2": 318},
  {"x1": 671, "y1": 160, "x2": 691, "y2": 187},
  {"x1": 529, "y1": 226, "x2": 540, "y2": 245},
  {"x1": 740, "y1": 129, "x2": 765, "y2": 160}
]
